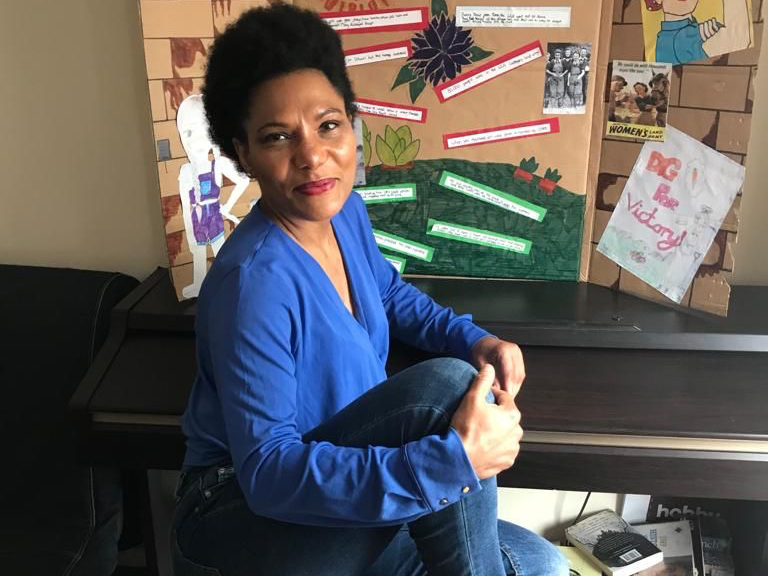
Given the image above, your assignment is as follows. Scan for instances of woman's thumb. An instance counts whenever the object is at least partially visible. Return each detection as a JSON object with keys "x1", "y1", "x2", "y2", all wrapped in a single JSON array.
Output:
[{"x1": 470, "y1": 364, "x2": 495, "y2": 400}]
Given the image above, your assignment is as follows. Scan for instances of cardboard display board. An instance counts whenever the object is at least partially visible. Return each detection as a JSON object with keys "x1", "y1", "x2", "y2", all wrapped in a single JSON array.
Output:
[
  {"x1": 137, "y1": 0, "x2": 761, "y2": 314},
  {"x1": 138, "y1": 0, "x2": 612, "y2": 298}
]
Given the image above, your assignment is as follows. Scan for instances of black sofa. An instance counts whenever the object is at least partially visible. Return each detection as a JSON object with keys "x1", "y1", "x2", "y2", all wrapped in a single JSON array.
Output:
[{"x1": 0, "y1": 265, "x2": 139, "y2": 575}]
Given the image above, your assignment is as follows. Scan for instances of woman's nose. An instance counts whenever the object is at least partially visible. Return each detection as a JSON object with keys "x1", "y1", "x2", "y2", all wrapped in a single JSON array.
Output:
[{"x1": 293, "y1": 133, "x2": 327, "y2": 170}]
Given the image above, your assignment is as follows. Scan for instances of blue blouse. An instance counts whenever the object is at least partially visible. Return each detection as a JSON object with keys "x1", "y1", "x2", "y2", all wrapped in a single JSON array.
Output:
[{"x1": 181, "y1": 192, "x2": 492, "y2": 527}]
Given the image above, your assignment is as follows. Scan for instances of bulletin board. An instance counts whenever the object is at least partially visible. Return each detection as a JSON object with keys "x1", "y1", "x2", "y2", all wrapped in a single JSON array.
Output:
[{"x1": 137, "y1": 0, "x2": 762, "y2": 315}]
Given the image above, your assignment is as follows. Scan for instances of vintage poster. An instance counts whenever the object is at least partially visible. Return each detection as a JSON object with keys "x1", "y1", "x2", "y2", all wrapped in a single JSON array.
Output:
[
  {"x1": 597, "y1": 126, "x2": 745, "y2": 304},
  {"x1": 607, "y1": 60, "x2": 672, "y2": 142},
  {"x1": 543, "y1": 42, "x2": 592, "y2": 115},
  {"x1": 641, "y1": 0, "x2": 753, "y2": 65}
]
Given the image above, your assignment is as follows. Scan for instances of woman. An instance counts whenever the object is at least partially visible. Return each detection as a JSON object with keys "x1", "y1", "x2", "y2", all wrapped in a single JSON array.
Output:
[
  {"x1": 172, "y1": 4, "x2": 568, "y2": 575},
  {"x1": 566, "y1": 53, "x2": 585, "y2": 108},
  {"x1": 634, "y1": 82, "x2": 657, "y2": 126},
  {"x1": 545, "y1": 49, "x2": 567, "y2": 109}
]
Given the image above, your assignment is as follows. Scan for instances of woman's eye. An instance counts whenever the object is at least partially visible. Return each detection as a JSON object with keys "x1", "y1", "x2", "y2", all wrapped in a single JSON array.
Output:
[
  {"x1": 263, "y1": 133, "x2": 288, "y2": 144},
  {"x1": 321, "y1": 120, "x2": 341, "y2": 132}
]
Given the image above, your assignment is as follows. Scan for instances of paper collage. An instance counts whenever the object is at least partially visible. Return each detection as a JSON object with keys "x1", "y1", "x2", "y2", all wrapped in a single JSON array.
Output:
[
  {"x1": 315, "y1": 0, "x2": 611, "y2": 280},
  {"x1": 590, "y1": 0, "x2": 763, "y2": 315},
  {"x1": 597, "y1": 127, "x2": 744, "y2": 303},
  {"x1": 137, "y1": 0, "x2": 763, "y2": 312}
]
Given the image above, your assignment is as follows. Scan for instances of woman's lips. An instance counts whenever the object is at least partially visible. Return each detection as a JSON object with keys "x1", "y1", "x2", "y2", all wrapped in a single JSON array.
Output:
[{"x1": 294, "y1": 178, "x2": 336, "y2": 196}]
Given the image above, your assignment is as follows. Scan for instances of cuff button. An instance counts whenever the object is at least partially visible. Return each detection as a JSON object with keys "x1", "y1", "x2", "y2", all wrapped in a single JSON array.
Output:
[
  {"x1": 439, "y1": 498, "x2": 449, "y2": 506},
  {"x1": 462, "y1": 486, "x2": 470, "y2": 494}
]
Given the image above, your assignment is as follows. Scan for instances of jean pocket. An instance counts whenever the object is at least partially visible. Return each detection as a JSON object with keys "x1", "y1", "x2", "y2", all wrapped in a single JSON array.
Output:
[{"x1": 172, "y1": 530, "x2": 221, "y2": 576}]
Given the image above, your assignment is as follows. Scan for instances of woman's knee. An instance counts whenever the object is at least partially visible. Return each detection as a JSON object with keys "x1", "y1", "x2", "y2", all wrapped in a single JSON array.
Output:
[
  {"x1": 498, "y1": 520, "x2": 569, "y2": 576},
  {"x1": 392, "y1": 357, "x2": 477, "y2": 410}
]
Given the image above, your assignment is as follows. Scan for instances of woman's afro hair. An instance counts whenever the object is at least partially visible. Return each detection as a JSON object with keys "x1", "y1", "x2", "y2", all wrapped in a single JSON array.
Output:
[{"x1": 202, "y1": 2, "x2": 357, "y2": 173}]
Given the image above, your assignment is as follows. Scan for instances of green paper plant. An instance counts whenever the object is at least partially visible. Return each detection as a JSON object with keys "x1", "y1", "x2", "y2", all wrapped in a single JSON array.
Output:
[
  {"x1": 375, "y1": 125, "x2": 421, "y2": 169},
  {"x1": 513, "y1": 157, "x2": 539, "y2": 183},
  {"x1": 539, "y1": 168, "x2": 562, "y2": 195},
  {"x1": 361, "y1": 120, "x2": 372, "y2": 167}
]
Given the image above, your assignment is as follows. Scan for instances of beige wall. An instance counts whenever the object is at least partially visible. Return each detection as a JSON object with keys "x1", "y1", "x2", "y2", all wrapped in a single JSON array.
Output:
[
  {"x1": 0, "y1": 0, "x2": 765, "y2": 285},
  {"x1": 0, "y1": 0, "x2": 167, "y2": 282}
]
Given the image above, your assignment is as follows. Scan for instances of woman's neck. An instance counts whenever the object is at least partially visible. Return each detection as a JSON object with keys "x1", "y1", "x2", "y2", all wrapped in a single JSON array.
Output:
[
  {"x1": 260, "y1": 201, "x2": 335, "y2": 254},
  {"x1": 664, "y1": 12, "x2": 693, "y2": 22}
]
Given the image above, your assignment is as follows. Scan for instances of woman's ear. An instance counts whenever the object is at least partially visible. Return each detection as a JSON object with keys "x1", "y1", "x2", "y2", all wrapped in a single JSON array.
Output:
[{"x1": 232, "y1": 138, "x2": 251, "y2": 176}]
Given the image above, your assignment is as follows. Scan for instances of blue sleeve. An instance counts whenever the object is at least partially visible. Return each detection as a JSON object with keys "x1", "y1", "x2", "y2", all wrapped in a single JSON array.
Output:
[
  {"x1": 208, "y1": 266, "x2": 481, "y2": 527},
  {"x1": 351, "y1": 194, "x2": 494, "y2": 360}
]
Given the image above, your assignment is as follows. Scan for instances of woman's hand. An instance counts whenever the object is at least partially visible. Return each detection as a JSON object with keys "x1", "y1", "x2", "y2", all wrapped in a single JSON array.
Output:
[
  {"x1": 470, "y1": 336, "x2": 526, "y2": 395},
  {"x1": 450, "y1": 365, "x2": 523, "y2": 480}
]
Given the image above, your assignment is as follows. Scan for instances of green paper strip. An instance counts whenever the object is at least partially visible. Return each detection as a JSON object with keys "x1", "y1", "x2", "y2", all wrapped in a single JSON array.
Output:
[
  {"x1": 438, "y1": 171, "x2": 547, "y2": 222},
  {"x1": 355, "y1": 184, "x2": 417, "y2": 204},
  {"x1": 382, "y1": 253, "x2": 407, "y2": 273},
  {"x1": 426, "y1": 219, "x2": 532, "y2": 255},
  {"x1": 373, "y1": 229, "x2": 434, "y2": 262}
]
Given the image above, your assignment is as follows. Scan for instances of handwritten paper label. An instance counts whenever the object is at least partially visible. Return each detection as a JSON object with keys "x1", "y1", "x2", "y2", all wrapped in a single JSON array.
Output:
[
  {"x1": 355, "y1": 184, "x2": 417, "y2": 204},
  {"x1": 383, "y1": 254, "x2": 407, "y2": 273},
  {"x1": 355, "y1": 98, "x2": 427, "y2": 123},
  {"x1": 427, "y1": 219, "x2": 532, "y2": 255},
  {"x1": 436, "y1": 41, "x2": 542, "y2": 102},
  {"x1": 456, "y1": 6, "x2": 571, "y2": 28},
  {"x1": 443, "y1": 118, "x2": 559, "y2": 149},
  {"x1": 321, "y1": 8, "x2": 428, "y2": 34},
  {"x1": 597, "y1": 126, "x2": 745, "y2": 303},
  {"x1": 373, "y1": 229, "x2": 434, "y2": 262},
  {"x1": 345, "y1": 41, "x2": 412, "y2": 67},
  {"x1": 439, "y1": 171, "x2": 546, "y2": 221}
]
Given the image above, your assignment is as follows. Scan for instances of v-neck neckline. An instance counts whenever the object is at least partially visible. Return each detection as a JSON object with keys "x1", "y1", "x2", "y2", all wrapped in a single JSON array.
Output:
[{"x1": 265, "y1": 208, "x2": 363, "y2": 328}]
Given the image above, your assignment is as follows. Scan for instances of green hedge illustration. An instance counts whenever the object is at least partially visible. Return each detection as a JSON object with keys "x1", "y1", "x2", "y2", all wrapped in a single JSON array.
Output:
[{"x1": 364, "y1": 158, "x2": 585, "y2": 280}]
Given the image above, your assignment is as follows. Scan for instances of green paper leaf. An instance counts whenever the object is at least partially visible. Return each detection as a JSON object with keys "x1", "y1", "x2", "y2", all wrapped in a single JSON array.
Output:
[
  {"x1": 396, "y1": 139, "x2": 420, "y2": 165},
  {"x1": 363, "y1": 137, "x2": 372, "y2": 167},
  {"x1": 393, "y1": 138, "x2": 406, "y2": 158},
  {"x1": 431, "y1": 0, "x2": 448, "y2": 17},
  {"x1": 408, "y1": 77, "x2": 426, "y2": 103},
  {"x1": 361, "y1": 120, "x2": 370, "y2": 141},
  {"x1": 395, "y1": 125, "x2": 413, "y2": 145},
  {"x1": 468, "y1": 46, "x2": 494, "y2": 63},
  {"x1": 385, "y1": 125, "x2": 399, "y2": 150},
  {"x1": 375, "y1": 134, "x2": 397, "y2": 166},
  {"x1": 391, "y1": 63, "x2": 416, "y2": 90}
]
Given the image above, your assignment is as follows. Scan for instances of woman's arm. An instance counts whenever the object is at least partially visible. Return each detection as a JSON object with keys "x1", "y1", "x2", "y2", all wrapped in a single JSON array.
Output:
[
  {"x1": 216, "y1": 155, "x2": 250, "y2": 224},
  {"x1": 208, "y1": 267, "x2": 480, "y2": 527}
]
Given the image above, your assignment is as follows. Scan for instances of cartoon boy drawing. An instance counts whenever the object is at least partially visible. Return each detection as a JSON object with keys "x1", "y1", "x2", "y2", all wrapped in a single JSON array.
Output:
[
  {"x1": 176, "y1": 94, "x2": 251, "y2": 298},
  {"x1": 644, "y1": 0, "x2": 751, "y2": 65}
]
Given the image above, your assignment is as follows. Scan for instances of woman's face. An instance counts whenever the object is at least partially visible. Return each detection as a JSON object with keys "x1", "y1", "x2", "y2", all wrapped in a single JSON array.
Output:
[
  {"x1": 234, "y1": 69, "x2": 357, "y2": 225},
  {"x1": 635, "y1": 83, "x2": 648, "y2": 95}
]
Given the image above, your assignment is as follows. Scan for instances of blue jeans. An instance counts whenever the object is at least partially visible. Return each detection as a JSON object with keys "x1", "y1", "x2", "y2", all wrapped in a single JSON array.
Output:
[{"x1": 172, "y1": 358, "x2": 568, "y2": 576}]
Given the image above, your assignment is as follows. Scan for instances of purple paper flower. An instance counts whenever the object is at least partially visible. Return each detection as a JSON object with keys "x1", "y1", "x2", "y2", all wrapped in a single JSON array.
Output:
[{"x1": 408, "y1": 14, "x2": 474, "y2": 87}]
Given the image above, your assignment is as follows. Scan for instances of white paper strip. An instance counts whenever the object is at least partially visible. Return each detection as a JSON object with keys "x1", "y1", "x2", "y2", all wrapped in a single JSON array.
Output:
[
  {"x1": 345, "y1": 45, "x2": 410, "y2": 67},
  {"x1": 456, "y1": 6, "x2": 571, "y2": 28},
  {"x1": 444, "y1": 120, "x2": 555, "y2": 149},
  {"x1": 324, "y1": 9, "x2": 424, "y2": 32},
  {"x1": 355, "y1": 100, "x2": 426, "y2": 123}
]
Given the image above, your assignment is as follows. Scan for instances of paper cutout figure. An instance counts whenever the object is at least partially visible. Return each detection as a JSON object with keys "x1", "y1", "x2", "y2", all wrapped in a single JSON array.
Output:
[
  {"x1": 176, "y1": 95, "x2": 251, "y2": 299},
  {"x1": 597, "y1": 126, "x2": 744, "y2": 304},
  {"x1": 606, "y1": 60, "x2": 672, "y2": 142},
  {"x1": 642, "y1": 0, "x2": 753, "y2": 65},
  {"x1": 543, "y1": 43, "x2": 591, "y2": 115}
]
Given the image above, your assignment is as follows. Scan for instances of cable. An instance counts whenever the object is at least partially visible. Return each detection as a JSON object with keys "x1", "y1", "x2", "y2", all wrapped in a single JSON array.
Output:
[{"x1": 571, "y1": 491, "x2": 592, "y2": 526}]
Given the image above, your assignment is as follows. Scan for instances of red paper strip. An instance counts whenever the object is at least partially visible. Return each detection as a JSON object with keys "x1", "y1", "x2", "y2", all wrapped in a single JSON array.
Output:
[
  {"x1": 355, "y1": 98, "x2": 428, "y2": 123},
  {"x1": 443, "y1": 118, "x2": 560, "y2": 149},
  {"x1": 320, "y1": 8, "x2": 429, "y2": 34},
  {"x1": 435, "y1": 41, "x2": 543, "y2": 103},
  {"x1": 344, "y1": 40, "x2": 413, "y2": 66}
]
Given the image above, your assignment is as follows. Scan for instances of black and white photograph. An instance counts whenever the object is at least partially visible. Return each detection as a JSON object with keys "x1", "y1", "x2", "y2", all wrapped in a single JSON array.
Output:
[{"x1": 543, "y1": 42, "x2": 592, "y2": 115}]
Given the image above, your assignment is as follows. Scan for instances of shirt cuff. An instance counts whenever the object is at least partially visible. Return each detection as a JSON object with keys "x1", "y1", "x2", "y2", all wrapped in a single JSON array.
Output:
[
  {"x1": 451, "y1": 319, "x2": 495, "y2": 362},
  {"x1": 403, "y1": 428, "x2": 482, "y2": 512}
]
